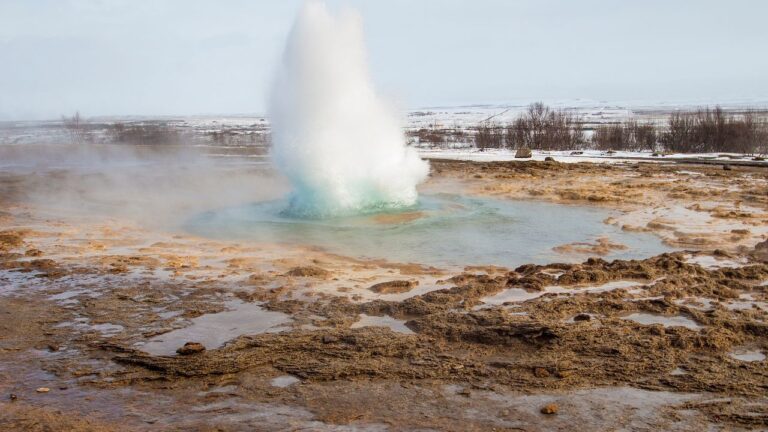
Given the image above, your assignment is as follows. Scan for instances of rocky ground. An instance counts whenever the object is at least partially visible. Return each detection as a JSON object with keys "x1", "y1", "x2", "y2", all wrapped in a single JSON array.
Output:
[{"x1": 0, "y1": 159, "x2": 767, "y2": 431}]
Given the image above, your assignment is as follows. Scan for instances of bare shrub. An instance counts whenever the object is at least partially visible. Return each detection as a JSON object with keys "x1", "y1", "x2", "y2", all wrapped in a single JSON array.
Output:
[
  {"x1": 475, "y1": 123, "x2": 504, "y2": 151},
  {"x1": 414, "y1": 123, "x2": 445, "y2": 147},
  {"x1": 506, "y1": 103, "x2": 585, "y2": 150},
  {"x1": 592, "y1": 123, "x2": 626, "y2": 151},
  {"x1": 62, "y1": 111, "x2": 86, "y2": 145},
  {"x1": 737, "y1": 111, "x2": 768, "y2": 155},
  {"x1": 659, "y1": 107, "x2": 768, "y2": 154},
  {"x1": 633, "y1": 121, "x2": 658, "y2": 151},
  {"x1": 108, "y1": 122, "x2": 181, "y2": 145},
  {"x1": 754, "y1": 114, "x2": 768, "y2": 156},
  {"x1": 409, "y1": 122, "x2": 470, "y2": 148},
  {"x1": 589, "y1": 107, "x2": 768, "y2": 154},
  {"x1": 592, "y1": 120, "x2": 656, "y2": 151},
  {"x1": 208, "y1": 130, "x2": 270, "y2": 147}
]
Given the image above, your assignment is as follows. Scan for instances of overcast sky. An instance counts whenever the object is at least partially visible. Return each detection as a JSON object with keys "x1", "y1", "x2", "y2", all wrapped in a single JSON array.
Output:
[{"x1": 2, "y1": 0, "x2": 767, "y2": 120}]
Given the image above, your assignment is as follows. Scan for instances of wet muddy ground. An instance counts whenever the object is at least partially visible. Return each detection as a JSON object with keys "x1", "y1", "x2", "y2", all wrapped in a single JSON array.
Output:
[{"x1": 1, "y1": 159, "x2": 767, "y2": 431}]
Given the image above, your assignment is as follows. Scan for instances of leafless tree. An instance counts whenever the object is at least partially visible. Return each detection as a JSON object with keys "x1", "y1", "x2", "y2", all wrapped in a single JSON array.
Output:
[
  {"x1": 506, "y1": 103, "x2": 585, "y2": 150},
  {"x1": 659, "y1": 107, "x2": 768, "y2": 154},
  {"x1": 475, "y1": 122, "x2": 504, "y2": 151},
  {"x1": 592, "y1": 120, "x2": 657, "y2": 151},
  {"x1": 62, "y1": 111, "x2": 86, "y2": 145}
]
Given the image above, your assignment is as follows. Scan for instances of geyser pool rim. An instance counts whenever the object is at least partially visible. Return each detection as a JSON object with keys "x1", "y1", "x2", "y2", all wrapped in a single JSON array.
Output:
[{"x1": 184, "y1": 194, "x2": 673, "y2": 269}]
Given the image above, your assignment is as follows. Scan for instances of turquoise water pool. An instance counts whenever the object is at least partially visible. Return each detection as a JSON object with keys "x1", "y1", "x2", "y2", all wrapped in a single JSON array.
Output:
[{"x1": 186, "y1": 194, "x2": 671, "y2": 269}]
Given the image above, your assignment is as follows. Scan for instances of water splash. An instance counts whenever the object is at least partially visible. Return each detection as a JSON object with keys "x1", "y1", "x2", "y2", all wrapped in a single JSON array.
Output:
[{"x1": 268, "y1": 1, "x2": 429, "y2": 218}]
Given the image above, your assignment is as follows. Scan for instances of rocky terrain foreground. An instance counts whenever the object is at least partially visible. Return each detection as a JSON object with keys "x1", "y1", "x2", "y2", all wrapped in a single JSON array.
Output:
[{"x1": 1, "y1": 159, "x2": 767, "y2": 431}]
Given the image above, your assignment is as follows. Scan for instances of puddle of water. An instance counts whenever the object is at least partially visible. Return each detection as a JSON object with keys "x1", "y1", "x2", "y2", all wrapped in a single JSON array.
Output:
[
  {"x1": 49, "y1": 289, "x2": 90, "y2": 301},
  {"x1": 442, "y1": 385, "x2": 703, "y2": 431},
  {"x1": 632, "y1": 295, "x2": 665, "y2": 302},
  {"x1": 724, "y1": 294, "x2": 768, "y2": 311},
  {"x1": 350, "y1": 314, "x2": 414, "y2": 334},
  {"x1": 479, "y1": 280, "x2": 643, "y2": 308},
  {"x1": 310, "y1": 272, "x2": 446, "y2": 303},
  {"x1": 91, "y1": 323, "x2": 124, "y2": 335},
  {"x1": 541, "y1": 269, "x2": 565, "y2": 278},
  {"x1": 141, "y1": 300, "x2": 292, "y2": 356},
  {"x1": 186, "y1": 194, "x2": 670, "y2": 269},
  {"x1": 621, "y1": 313, "x2": 701, "y2": 330},
  {"x1": 686, "y1": 255, "x2": 747, "y2": 270},
  {"x1": 53, "y1": 317, "x2": 123, "y2": 336},
  {"x1": 676, "y1": 170, "x2": 704, "y2": 177},
  {"x1": 270, "y1": 375, "x2": 300, "y2": 388},
  {"x1": 157, "y1": 309, "x2": 183, "y2": 319},
  {"x1": 0, "y1": 270, "x2": 48, "y2": 296},
  {"x1": 479, "y1": 288, "x2": 542, "y2": 305},
  {"x1": 182, "y1": 399, "x2": 388, "y2": 431},
  {"x1": 554, "y1": 280, "x2": 643, "y2": 293},
  {"x1": 674, "y1": 297, "x2": 715, "y2": 311},
  {"x1": 729, "y1": 349, "x2": 765, "y2": 362},
  {"x1": 198, "y1": 385, "x2": 239, "y2": 396}
]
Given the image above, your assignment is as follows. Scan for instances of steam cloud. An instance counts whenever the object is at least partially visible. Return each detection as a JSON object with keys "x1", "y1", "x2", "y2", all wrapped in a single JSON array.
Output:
[{"x1": 269, "y1": 1, "x2": 429, "y2": 218}]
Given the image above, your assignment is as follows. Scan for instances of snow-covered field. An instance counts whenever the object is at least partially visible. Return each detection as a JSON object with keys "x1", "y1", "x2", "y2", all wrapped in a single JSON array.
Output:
[
  {"x1": 405, "y1": 98, "x2": 768, "y2": 130},
  {"x1": 418, "y1": 148, "x2": 768, "y2": 164},
  {"x1": 2, "y1": 101, "x2": 767, "y2": 166}
]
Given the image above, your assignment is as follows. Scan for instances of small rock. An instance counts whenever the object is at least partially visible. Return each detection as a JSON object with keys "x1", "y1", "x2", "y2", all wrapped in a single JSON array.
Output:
[
  {"x1": 515, "y1": 147, "x2": 532, "y2": 158},
  {"x1": 573, "y1": 313, "x2": 591, "y2": 322},
  {"x1": 713, "y1": 249, "x2": 734, "y2": 258},
  {"x1": 340, "y1": 335, "x2": 358, "y2": 345},
  {"x1": 752, "y1": 239, "x2": 768, "y2": 262},
  {"x1": 285, "y1": 266, "x2": 331, "y2": 279},
  {"x1": 36, "y1": 387, "x2": 50, "y2": 393},
  {"x1": 247, "y1": 273, "x2": 268, "y2": 284},
  {"x1": 722, "y1": 164, "x2": 732, "y2": 171},
  {"x1": 47, "y1": 344, "x2": 60, "y2": 352},
  {"x1": 570, "y1": 151, "x2": 584, "y2": 155},
  {"x1": 9, "y1": 394, "x2": 17, "y2": 401},
  {"x1": 544, "y1": 156, "x2": 555, "y2": 162},
  {"x1": 672, "y1": 337, "x2": 690, "y2": 349},
  {"x1": 458, "y1": 388, "x2": 471, "y2": 397},
  {"x1": 540, "y1": 403, "x2": 558, "y2": 415},
  {"x1": 321, "y1": 335, "x2": 338, "y2": 344},
  {"x1": 369, "y1": 280, "x2": 418, "y2": 294},
  {"x1": 533, "y1": 367, "x2": 550, "y2": 378},
  {"x1": 176, "y1": 342, "x2": 206, "y2": 355},
  {"x1": 556, "y1": 370, "x2": 573, "y2": 379}
]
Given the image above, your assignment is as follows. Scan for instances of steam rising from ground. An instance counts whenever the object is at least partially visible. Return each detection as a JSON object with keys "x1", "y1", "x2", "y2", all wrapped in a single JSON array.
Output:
[
  {"x1": 269, "y1": 1, "x2": 429, "y2": 218},
  {"x1": 0, "y1": 142, "x2": 287, "y2": 229}
]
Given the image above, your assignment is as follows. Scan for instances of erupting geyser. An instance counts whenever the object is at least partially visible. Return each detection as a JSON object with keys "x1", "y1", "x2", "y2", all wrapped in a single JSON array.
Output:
[{"x1": 269, "y1": 1, "x2": 430, "y2": 218}]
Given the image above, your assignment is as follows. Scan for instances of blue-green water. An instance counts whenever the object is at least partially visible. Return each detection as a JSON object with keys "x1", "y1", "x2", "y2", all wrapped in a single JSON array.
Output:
[{"x1": 185, "y1": 194, "x2": 672, "y2": 269}]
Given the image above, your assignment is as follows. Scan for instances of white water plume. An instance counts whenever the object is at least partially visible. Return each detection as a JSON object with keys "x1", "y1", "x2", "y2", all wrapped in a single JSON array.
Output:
[{"x1": 268, "y1": 0, "x2": 429, "y2": 218}]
